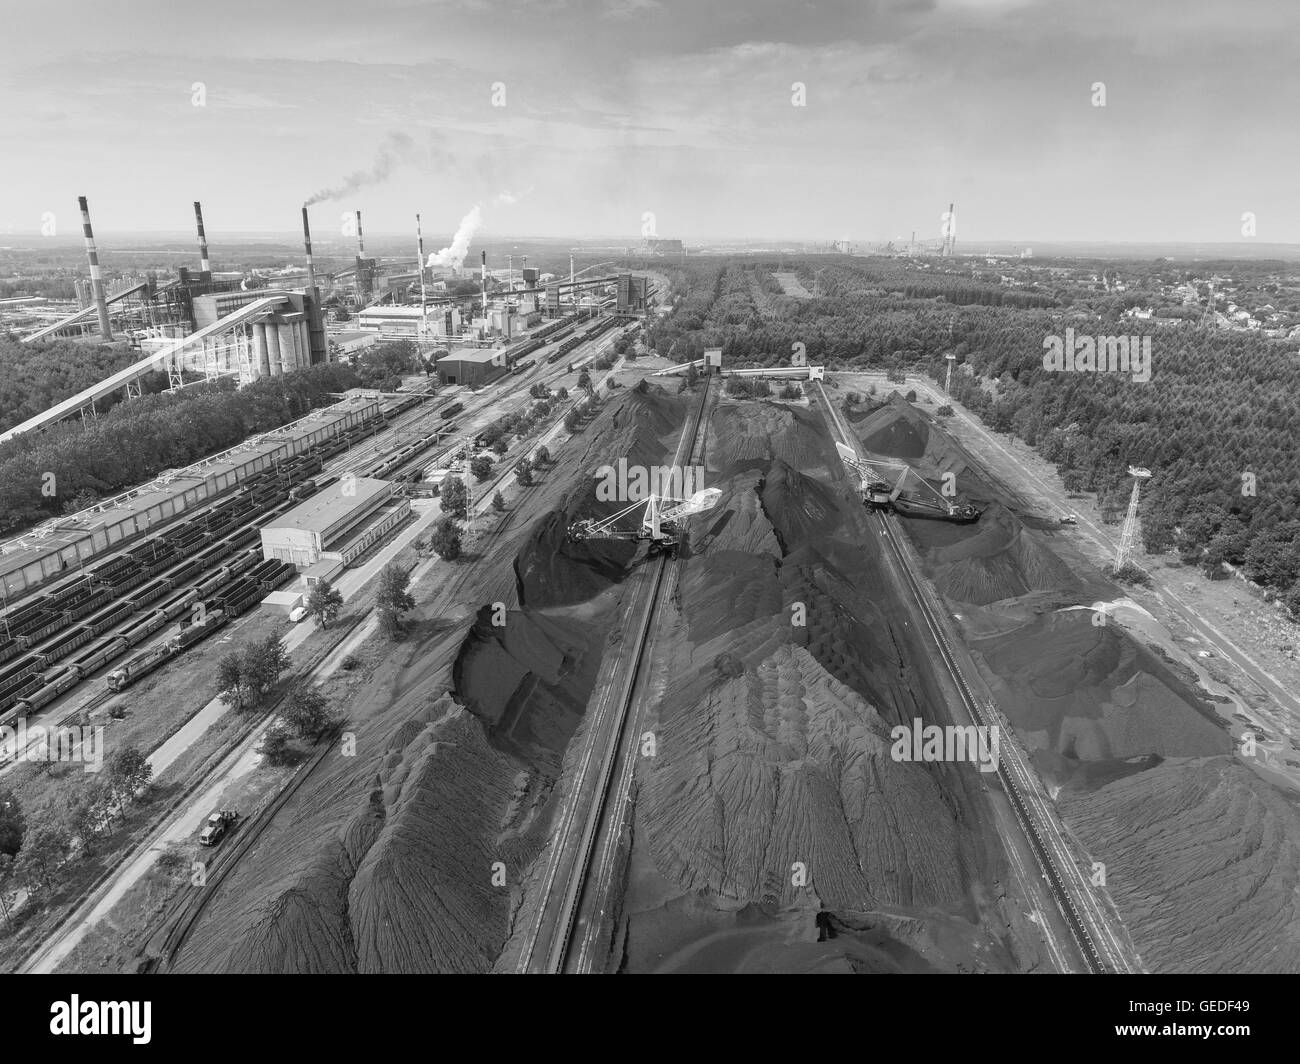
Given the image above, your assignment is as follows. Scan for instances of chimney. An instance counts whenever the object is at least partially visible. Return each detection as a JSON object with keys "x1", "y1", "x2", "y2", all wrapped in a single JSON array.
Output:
[
  {"x1": 415, "y1": 213, "x2": 427, "y2": 330},
  {"x1": 193, "y1": 201, "x2": 211, "y2": 277},
  {"x1": 481, "y1": 249, "x2": 488, "y2": 315},
  {"x1": 301, "y1": 206, "x2": 317, "y2": 292},
  {"x1": 355, "y1": 210, "x2": 365, "y2": 257},
  {"x1": 78, "y1": 196, "x2": 113, "y2": 341}
]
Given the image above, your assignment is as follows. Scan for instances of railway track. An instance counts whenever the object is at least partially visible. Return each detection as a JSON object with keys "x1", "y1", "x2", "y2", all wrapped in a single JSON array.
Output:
[
  {"x1": 143, "y1": 378, "x2": 612, "y2": 971},
  {"x1": 562, "y1": 373, "x2": 713, "y2": 974},
  {"x1": 517, "y1": 375, "x2": 714, "y2": 974},
  {"x1": 813, "y1": 380, "x2": 1130, "y2": 974}
]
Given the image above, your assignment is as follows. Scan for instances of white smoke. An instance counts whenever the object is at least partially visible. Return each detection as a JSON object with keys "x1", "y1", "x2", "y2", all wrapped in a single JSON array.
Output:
[
  {"x1": 425, "y1": 205, "x2": 483, "y2": 271},
  {"x1": 493, "y1": 186, "x2": 534, "y2": 206}
]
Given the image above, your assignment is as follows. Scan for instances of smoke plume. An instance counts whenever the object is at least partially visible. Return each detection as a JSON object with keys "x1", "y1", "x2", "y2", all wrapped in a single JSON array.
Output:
[
  {"x1": 425, "y1": 206, "x2": 483, "y2": 271},
  {"x1": 304, "y1": 132, "x2": 417, "y2": 206}
]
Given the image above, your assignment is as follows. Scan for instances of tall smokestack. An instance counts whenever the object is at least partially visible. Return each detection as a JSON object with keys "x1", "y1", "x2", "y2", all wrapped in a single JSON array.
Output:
[
  {"x1": 301, "y1": 206, "x2": 317, "y2": 292},
  {"x1": 415, "y1": 213, "x2": 427, "y2": 337},
  {"x1": 481, "y1": 249, "x2": 488, "y2": 315},
  {"x1": 570, "y1": 255, "x2": 574, "y2": 285},
  {"x1": 78, "y1": 196, "x2": 113, "y2": 341},
  {"x1": 355, "y1": 210, "x2": 365, "y2": 257},
  {"x1": 193, "y1": 201, "x2": 211, "y2": 277}
]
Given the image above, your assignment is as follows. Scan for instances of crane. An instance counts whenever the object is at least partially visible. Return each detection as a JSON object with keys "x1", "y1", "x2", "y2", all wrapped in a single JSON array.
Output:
[
  {"x1": 568, "y1": 488, "x2": 722, "y2": 556},
  {"x1": 834, "y1": 442, "x2": 980, "y2": 521}
]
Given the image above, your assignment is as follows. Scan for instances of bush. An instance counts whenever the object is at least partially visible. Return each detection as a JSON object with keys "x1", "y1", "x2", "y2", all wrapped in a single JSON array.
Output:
[
  {"x1": 340, "y1": 654, "x2": 361, "y2": 672},
  {"x1": 262, "y1": 723, "x2": 299, "y2": 767},
  {"x1": 1112, "y1": 561, "x2": 1153, "y2": 587}
]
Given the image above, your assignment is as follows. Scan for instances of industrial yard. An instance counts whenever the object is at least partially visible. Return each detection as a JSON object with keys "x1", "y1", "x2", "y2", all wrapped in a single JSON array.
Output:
[{"x1": 3, "y1": 4, "x2": 1299, "y2": 1027}]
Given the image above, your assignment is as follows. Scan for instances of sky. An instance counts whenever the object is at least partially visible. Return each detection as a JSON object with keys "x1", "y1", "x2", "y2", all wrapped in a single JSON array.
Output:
[{"x1": 1, "y1": 0, "x2": 1297, "y2": 244}]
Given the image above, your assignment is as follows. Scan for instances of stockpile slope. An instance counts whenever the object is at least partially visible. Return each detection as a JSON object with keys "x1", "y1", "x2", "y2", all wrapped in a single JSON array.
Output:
[
  {"x1": 977, "y1": 610, "x2": 1231, "y2": 764},
  {"x1": 647, "y1": 641, "x2": 967, "y2": 910},
  {"x1": 518, "y1": 385, "x2": 693, "y2": 606},
  {"x1": 169, "y1": 389, "x2": 664, "y2": 973},
  {"x1": 1060, "y1": 757, "x2": 1300, "y2": 972},
  {"x1": 642, "y1": 399, "x2": 983, "y2": 918}
]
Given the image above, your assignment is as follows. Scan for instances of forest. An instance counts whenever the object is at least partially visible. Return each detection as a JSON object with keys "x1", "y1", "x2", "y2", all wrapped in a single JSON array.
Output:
[
  {"x1": 0, "y1": 335, "x2": 162, "y2": 434},
  {"x1": 648, "y1": 258, "x2": 1300, "y2": 613},
  {"x1": 0, "y1": 361, "x2": 359, "y2": 537}
]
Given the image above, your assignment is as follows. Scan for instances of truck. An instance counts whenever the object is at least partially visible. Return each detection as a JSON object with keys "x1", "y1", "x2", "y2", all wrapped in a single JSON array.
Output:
[{"x1": 198, "y1": 809, "x2": 240, "y2": 847}]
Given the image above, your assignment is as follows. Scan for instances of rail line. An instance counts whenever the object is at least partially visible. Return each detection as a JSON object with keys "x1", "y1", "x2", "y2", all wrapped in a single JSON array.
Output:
[
  {"x1": 564, "y1": 372, "x2": 713, "y2": 973},
  {"x1": 517, "y1": 375, "x2": 714, "y2": 973},
  {"x1": 143, "y1": 368, "x2": 623, "y2": 971},
  {"x1": 813, "y1": 379, "x2": 1130, "y2": 974}
]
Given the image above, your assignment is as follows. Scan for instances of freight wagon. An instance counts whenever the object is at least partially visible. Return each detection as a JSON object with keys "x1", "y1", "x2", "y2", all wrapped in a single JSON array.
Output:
[{"x1": 67, "y1": 635, "x2": 131, "y2": 679}]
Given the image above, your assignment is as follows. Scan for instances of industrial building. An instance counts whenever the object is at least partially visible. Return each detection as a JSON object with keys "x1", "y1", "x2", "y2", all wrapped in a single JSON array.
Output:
[
  {"x1": 259, "y1": 476, "x2": 410, "y2": 568},
  {"x1": 433, "y1": 349, "x2": 508, "y2": 388},
  {"x1": 0, "y1": 396, "x2": 380, "y2": 599},
  {"x1": 616, "y1": 274, "x2": 650, "y2": 315},
  {"x1": 356, "y1": 304, "x2": 462, "y2": 341},
  {"x1": 25, "y1": 200, "x2": 328, "y2": 376},
  {"x1": 5, "y1": 197, "x2": 332, "y2": 444}
]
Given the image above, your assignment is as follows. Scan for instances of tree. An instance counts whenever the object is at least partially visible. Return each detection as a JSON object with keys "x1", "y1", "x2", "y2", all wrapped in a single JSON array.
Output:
[
  {"x1": 491, "y1": 437, "x2": 508, "y2": 456},
  {"x1": 262, "y1": 723, "x2": 298, "y2": 767},
  {"x1": 441, "y1": 474, "x2": 469, "y2": 519},
  {"x1": 108, "y1": 746, "x2": 153, "y2": 811},
  {"x1": 429, "y1": 516, "x2": 462, "y2": 560},
  {"x1": 556, "y1": 387, "x2": 569, "y2": 400},
  {"x1": 936, "y1": 405, "x2": 954, "y2": 416},
  {"x1": 564, "y1": 410, "x2": 579, "y2": 432},
  {"x1": 470, "y1": 454, "x2": 494, "y2": 481},
  {"x1": 534, "y1": 444, "x2": 550, "y2": 465},
  {"x1": 0, "y1": 853, "x2": 14, "y2": 926},
  {"x1": 217, "y1": 652, "x2": 246, "y2": 711},
  {"x1": 282, "y1": 685, "x2": 333, "y2": 742},
  {"x1": 62, "y1": 781, "x2": 102, "y2": 849},
  {"x1": 685, "y1": 362, "x2": 699, "y2": 388},
  {"x1": 0, "y1": 787, "x2": 23, "y2": 857},
  {"x1": 492, "y1": 490, "x2": 506, "y2": 512},
  {"x1": 376, "y1": 561, "x2": 415, "y2": 639},
  {"x1": 515, "y1": 459, "x2": 534, "y2": 487},
  {"x1": 905, "y1": 389, "x2": 917, "y2": 402},
  {"x1": 244, "y1": 636, "x2": 290, "y2": 701},
  {"x1": 14, "y1": 824, "x2": 72, "y2": 894},
  {"x1": 306, "y1": 580, "x2": 343, "y2": 629}
]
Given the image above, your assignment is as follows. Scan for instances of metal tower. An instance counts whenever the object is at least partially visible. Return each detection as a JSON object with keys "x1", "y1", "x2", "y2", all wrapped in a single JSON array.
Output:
[
  {"x1": 1115, "y1": 466, "x2": 1152, "y2": 571},
  {"x1": 944, "y1": 316, "x2": 957, "y2": 394},
  {"x1": 1199, "y1": 280, "x2": 1220, "y2": 330}
]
